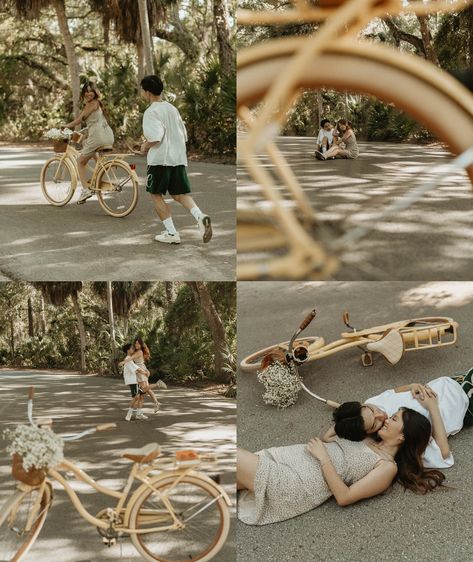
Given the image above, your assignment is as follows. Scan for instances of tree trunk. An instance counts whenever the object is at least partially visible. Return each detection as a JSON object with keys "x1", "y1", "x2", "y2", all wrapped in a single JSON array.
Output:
[
  {"x1": 212, "y1": 0, "x2": 234, "y2": 75},
  {"x1": 137, "y1": 42, "x2": 145, "y2": 84},
  {"x1": 384, "y1": 17, "x2": 425, "y2": 56},
  {"x1": 187, "y1": 282, "x2": 228, "y2": 383},
  {"x1": 40, "y1": 296, "x2": 46, "y2": 334},
  {"x1": 103, "y1": 12, "x2": 110, "y2": 68},
  {"x1": 107, "y1": 282, "x2": 120, "y2": 376},
  {"x1": 27, "y1": 297, "x2": 34, "y2": 338},
  {"x1": 316, "y1": 91, "x2": 323, "y2": 131},
  {"x1": 417, "y1": 15, "x2": 439, "y2": 65},
  {"x1": 138, "y1": 0, "x2": 154, "y2": 75},
  {"x1": 10, "y1": 316, "x2": 15, "y2": 356},
  {"x1": 71, "y1": 291, "x2": 87, "y2": 372},
  {"x1": 51, "y1": 0, "x2": 81, "y2": 118}
]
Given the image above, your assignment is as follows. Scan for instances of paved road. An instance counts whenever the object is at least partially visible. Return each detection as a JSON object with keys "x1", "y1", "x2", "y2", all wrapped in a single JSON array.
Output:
[
  {"x1": 238, "y1": 138, "x2": 473, "y2": 280},
  {"x1": 0, "y1": 370, "x2": 236, "y2": 562},
  {"x1": 0, "y1": 148, "x2": 236, "y2": 281},
  {"x1": 237, "y1": 282, "x2": 473, "y2": 562}
]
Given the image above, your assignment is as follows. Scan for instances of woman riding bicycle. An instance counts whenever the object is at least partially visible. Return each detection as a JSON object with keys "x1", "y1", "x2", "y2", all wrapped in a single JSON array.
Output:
[{"x1": 62, "y1": 81, "x2": 114, "y2": 203}]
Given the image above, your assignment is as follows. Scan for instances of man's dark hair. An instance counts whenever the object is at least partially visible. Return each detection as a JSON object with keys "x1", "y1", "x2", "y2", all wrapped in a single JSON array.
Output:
[
  {"x1": 140, "y1": 75, "x2": 164, "y2": 96},
  {"x1": 333, "y1": 401, "x2": 367, "y2": 441},
  {"x1": 320, "y1": 118, "x2": 330, "y2": 127},
  {"x1": 121, "y1": 343, "x2": 133, "y2": 354}
]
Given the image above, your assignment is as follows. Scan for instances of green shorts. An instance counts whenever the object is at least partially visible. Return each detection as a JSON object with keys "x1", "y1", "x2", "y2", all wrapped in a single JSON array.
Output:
[{"x1": 146, "y1": 165, "x2": 191, "y2": 196}]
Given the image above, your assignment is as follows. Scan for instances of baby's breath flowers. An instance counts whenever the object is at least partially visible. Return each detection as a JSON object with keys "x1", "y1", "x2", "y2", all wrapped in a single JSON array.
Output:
[
  {"x1": 44, "y1": 127, "x2": 73, "y2": 140},
  {"x1": 4, "y1": 425, "x2": 64, "y2": 470},
  {"x1": 257, "y1": 361, "x2": 302, "y2": 408}
]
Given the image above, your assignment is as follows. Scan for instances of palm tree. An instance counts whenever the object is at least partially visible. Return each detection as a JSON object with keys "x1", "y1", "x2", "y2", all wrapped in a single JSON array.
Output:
[
  {"x1": 3, "y1": 0, "x2": 82, "y2": 115},
  {"x1": 138, "y1": 0, "x2": 154, "y2": 75},
  {"x1": 33, "y1": 282, "x2": 87, "y2": 372}
]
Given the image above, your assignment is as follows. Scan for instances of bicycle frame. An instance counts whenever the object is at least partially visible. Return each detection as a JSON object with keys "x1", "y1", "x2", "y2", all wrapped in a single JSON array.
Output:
[{"x1": 21, "y1": 456, "x2": 230, "y2": 536}]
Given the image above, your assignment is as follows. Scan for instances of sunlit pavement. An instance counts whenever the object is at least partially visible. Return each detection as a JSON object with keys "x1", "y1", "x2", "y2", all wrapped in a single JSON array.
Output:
[
  {"x1": 0, "y1": 147, "x2": 236, "y2": 281},
  {"x1": 0, "y1": 370, "x2": 236, "y2": 561},
  {"x1": 237, "y1": 282, "x2": 473, "y2": 562},
  {"x1": 238, "y1": 137, "x2": 473, "y2": 280}
]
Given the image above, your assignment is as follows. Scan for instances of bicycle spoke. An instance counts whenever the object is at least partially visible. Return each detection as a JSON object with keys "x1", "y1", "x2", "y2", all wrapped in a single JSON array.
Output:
[
  {"x1": 96, "y1": 162, "x2": 137, "y2": 217},
  {"x1": 41, "y1": 158, "x2": 75, "y2": 205}
]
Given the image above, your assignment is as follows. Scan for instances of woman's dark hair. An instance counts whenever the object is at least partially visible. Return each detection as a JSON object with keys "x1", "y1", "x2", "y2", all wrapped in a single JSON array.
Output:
[
  {"x1": 121, "y1": 343, "x2": 133, "y2": 354},
  {"x1": 337, "y1": 118, "x2": 353, "y2": 130},
  {"x1": 333, "y1": 401, "x2": 367, "y2": 441},
  {"x1": 140, "y1": 75, "x2": 164, "y2": 96},
  {"x1": 395, "y1": 408, "x2": 445, "y2": 494},
  {"x1": 80, "y1": 81, "x2": 107, "y2": 118},
  {"x1": 134, "y1": 337, "x2": 151, "y2": 361},
  {"x1": 320, "y1": 118, "x2": 330, "y2": 127}
]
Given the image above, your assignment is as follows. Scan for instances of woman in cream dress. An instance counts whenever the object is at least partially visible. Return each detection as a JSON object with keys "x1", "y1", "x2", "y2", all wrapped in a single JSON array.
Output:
[
  {"x1": 63, "y1": 81, "x2": 114, "y2": 203},
  {"x1": 238, "y1": 406, "x2": 446, "y2": 526}
]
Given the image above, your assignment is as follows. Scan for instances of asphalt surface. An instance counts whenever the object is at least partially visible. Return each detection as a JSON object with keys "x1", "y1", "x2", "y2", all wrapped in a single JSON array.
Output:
[
  {"x1": 237, "y1": 282, "x2": 473, "y2": 562},
  {"x1": 237, "y1": 138, "x2": 473, "y2": 280},
  {"x1": 0, "y1": 148, "x2": 236, "y2": 281},
  {"x1": 0, "y1": 370, "x2": 236, "y2": 562}
]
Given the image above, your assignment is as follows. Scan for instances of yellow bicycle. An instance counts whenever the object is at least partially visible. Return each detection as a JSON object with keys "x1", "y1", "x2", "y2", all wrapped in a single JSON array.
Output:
[
  {"x1": 238, "y1": 0, "x2": 473, "y2": 279},
  {"x1": 0, "y1": 387, "x2": 231, "y2": 562},
  {"x1": 40, "y1": 129, "x2": 139, "y2": 218}
]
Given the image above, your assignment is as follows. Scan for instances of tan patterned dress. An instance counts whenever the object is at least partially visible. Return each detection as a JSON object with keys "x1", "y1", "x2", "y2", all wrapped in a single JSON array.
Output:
[
  {"x1": 81, "y1": 107, "x2": 114, "y2": 156},
  {"x1": 238, "y1": 437, "x2": 389, "y2": 526}
]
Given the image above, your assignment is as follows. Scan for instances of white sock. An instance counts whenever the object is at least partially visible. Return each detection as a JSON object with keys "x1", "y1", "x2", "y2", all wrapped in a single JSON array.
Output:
[
  {"x1": 163, "y1": 217, "x2": 177, "y2": 235},
  {"x1": 190, "y1": 206, "x2": 204, "y2": 222}
]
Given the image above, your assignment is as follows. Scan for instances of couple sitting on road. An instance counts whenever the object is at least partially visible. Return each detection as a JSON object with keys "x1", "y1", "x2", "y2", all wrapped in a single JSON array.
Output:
[
  {"x1": 314, "y1": 118, "x2": 359, "y2": 161},
  {"x1": 237, "y1": 370, "x2": 473, "y2": 526}
]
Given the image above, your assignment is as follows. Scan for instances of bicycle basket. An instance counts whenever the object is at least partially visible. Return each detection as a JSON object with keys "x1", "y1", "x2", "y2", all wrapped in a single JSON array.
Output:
[
  {"x1": 53, "y1": 139, "x2": 68, "y2": 153},
  {"x1": 12, "y1": 453, "x2": 46, "y2": 486}
]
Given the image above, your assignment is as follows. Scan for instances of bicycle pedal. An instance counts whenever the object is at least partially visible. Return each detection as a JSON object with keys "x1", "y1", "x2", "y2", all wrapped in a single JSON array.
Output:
[{"x1": 361, "y1": 352, "x2": 373, "y2": 367}]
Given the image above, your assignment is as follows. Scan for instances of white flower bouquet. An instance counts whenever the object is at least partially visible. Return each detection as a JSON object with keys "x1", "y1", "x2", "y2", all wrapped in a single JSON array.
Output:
[
  {"x1": 43, "y1": 127, "x2": 73, "y2": 140},
  {"x1": 257, "y1": 361, "x2": 302, "y2": 409},
  {"x1": 4, "y1": 424, "x2": 64, "y2": 471}
]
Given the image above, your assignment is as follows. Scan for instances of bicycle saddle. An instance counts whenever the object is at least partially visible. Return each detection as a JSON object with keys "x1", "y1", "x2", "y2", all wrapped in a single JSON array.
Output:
[
  {"x1": 366, "y1": 329, "x2": 404, "y2": 365},
  {"x1": 121, "y1": 443, "x2": 161, "y2": 463}
]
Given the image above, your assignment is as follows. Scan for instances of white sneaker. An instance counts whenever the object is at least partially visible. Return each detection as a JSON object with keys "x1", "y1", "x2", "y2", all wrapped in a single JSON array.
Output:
[
  {"x1": 136, "y1": 413, "x2": 148, "y2": 420},
  {"x1": 155, "y1": 231, "x2": 181, "y2": 244},
  {"x1": 153, "y1": 402, "x2": 160, "y2": 414},
  {"x1": 77, "y1": 188, "x2": 94, "y2": 204},
  {"x1": 197, "y1": 215, "x2": 212, "y2": 243},
  {"x1": 125, "y1": 410, "x2": 133, "y2": 421}
]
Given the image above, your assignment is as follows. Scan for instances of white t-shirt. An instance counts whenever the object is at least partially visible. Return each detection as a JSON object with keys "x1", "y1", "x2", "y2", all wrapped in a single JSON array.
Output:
[
  {"x1": 123, "y1": 358, "x2": 139, "y2": 385},
  {"x1": 143, "y1": 101, "x2": 188, "y2": 166},
  {"x1": 366, "y1": 376, "x2": 468, "y2": 469},
  {"x1": 316, "y1": 128, "x2": 334, "y2": 145}
]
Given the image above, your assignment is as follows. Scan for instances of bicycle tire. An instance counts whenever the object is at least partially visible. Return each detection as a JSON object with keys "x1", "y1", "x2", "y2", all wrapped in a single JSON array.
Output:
[
  {"x1": 239, "y1": 37, "x2": 473, "y2": 180},
  {"x1": 0, "y1": 483, "x2": 52, "y2": 562},
  {"x1": 40, "y1": 156, "x2": 76, "y2": 206},
  {"x1": 95, "y1": 161, "x2": 139, "y2": 218},
  {"x1": 240, "y1": 335, "x2": 325, "y2": 373},
  {"x1": 129, "y1": 474, "x2": 230, "y2": 562}
]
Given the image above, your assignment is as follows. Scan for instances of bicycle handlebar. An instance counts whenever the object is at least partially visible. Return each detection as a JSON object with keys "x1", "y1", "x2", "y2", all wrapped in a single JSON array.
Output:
[{"x1": 299, "y1": 310, "x2": 316, "y2": 331}]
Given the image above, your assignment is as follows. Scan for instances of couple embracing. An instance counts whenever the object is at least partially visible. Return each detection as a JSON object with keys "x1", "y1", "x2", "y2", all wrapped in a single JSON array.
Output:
[{"x1": 238, "y1": 371, "x2": 473, "y2": 525}]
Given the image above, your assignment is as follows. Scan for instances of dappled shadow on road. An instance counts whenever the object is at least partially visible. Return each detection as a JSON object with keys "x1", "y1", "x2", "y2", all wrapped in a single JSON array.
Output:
[
  {"x1": 0, "y1": 371, "x2": 236, "y2": 562},
  {"x1": 238, "y1": 137, "x2": 473, "y2": 280}
]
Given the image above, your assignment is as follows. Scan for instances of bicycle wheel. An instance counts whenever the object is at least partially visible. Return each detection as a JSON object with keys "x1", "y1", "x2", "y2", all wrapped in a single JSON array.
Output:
[
  {"x1": 129, "y1": 475, "x2": 230, "y2": 562},
  {"x1": 238, "y1": 38, "x2": 473, "y2": 279},
  {"x1": 240, "y1": 335, "x2": 325, "y2": 373},
  {"x1": 0, "y1": 484, "x2": 52, "y2": 562},
  {"x1": 40, "y1": 156, "x2": 76, "y2": 206},
  {"x1": 95, "y1": 161, "x2": 139, "y2": 217}
]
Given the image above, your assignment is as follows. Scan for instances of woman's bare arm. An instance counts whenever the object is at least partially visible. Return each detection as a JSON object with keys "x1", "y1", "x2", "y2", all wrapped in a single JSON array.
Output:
[{"x1": 321, "y1": 425, "x2": 337, "y2": 442}]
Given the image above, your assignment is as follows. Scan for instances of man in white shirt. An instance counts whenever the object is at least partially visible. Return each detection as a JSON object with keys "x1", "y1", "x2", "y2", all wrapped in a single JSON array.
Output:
[
  {"x1": 122, "y1": 343, "x2": 150, "y2": 421},
  {"x1": 140, "y1": 75, "x2": 212, "y2": 245},
  {"x1": 325, "y1": 373, "x2": 472, "y2": 469}
]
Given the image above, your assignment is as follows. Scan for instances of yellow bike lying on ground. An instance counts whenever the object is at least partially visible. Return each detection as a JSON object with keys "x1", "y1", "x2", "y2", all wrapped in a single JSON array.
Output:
[
  {"x1": 240, "y1": 309, "x2": 458, "y2": 405},
  {"x1": 40, "y1": 128, "x2": 139, "y2": 218},
  {"x1": 0, "y1": 387, "x2": 231, "y2": 562}
]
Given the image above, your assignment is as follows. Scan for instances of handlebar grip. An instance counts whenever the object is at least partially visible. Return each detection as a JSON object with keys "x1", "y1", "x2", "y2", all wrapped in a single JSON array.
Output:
[
  {"x1": 299, "y1": 310, "x2": 316, "y2": 331},
  {"x1": 28, "y1": 386, "x2": 35, "y2": 400},
  {"x1": 343, "y1": 311, "x2": 349, "y2": 324},
  {"x1": 326, "y1": 400, "x2": 341, "y2": 409},
  {"x1": 96, "y1": 423, "x2": 117, "y2": 432}
]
